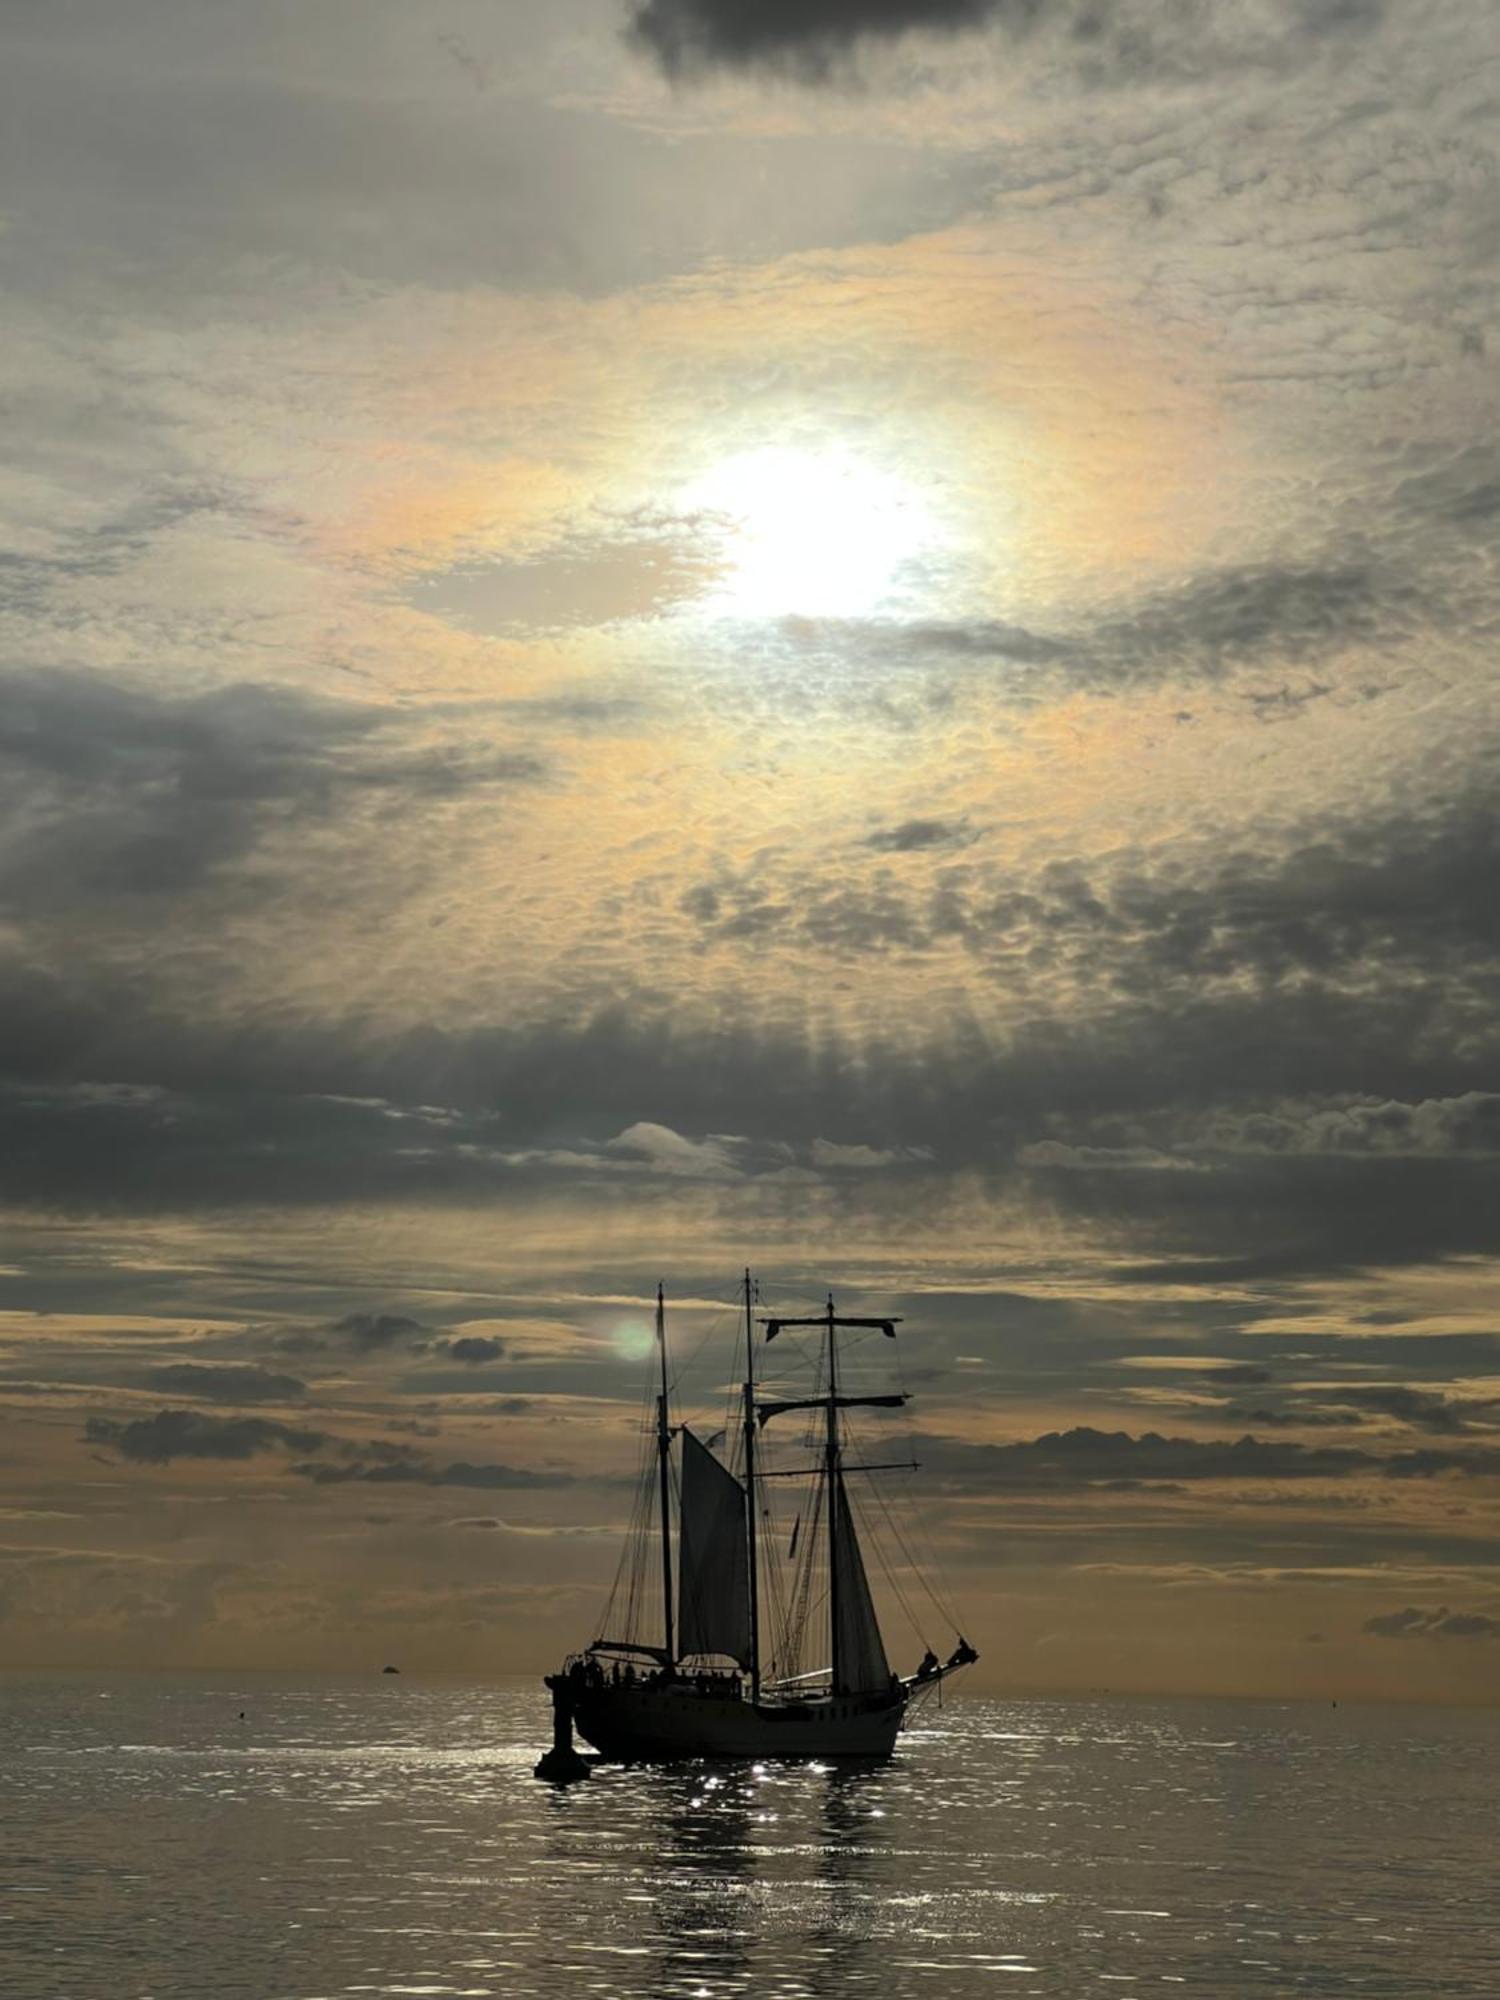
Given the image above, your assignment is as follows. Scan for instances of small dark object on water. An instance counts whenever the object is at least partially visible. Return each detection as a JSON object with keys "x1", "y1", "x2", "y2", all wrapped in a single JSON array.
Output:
[
  {"x1": 382, "y1": 1665, "x2": 400, "y2": 1674},
  {"x1": 535, "y1": 1675, "x2": 591, "y2": 1783}
]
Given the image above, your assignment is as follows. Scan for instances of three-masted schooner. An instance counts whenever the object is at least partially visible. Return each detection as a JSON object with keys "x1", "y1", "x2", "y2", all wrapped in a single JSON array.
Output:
[{"x1": 537, "y1": 1274, "x2": 976, "y2": 1774}]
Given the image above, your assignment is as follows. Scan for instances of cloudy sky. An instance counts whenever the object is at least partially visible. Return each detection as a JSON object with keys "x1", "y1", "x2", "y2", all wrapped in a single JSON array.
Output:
[{"x1": 4, "y1": 0, "x2": 1500, "y2": 1701}]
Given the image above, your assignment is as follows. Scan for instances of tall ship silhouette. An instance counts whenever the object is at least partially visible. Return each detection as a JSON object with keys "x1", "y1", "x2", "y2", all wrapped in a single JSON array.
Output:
[{"x1": 537, "y1": 1274, "x2": 976, "y2": 1774}]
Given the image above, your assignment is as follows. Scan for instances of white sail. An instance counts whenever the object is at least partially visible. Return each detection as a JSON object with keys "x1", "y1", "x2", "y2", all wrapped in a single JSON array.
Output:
[
  {"x1": 677, "y1": 1427, "x2": 751, "y2": 1666},
  {"x1": 833, "y1": 1471, "x2": 890, "y2": 1692}
]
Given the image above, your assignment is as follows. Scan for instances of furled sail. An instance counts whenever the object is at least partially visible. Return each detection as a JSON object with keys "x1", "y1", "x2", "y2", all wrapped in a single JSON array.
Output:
[
  {"x1": 677, "y1": 1426, "x2": 751, "y2": 1666},
  {"x1": 833, "y1": 1471, "x2": 890, "y2": 1692}
]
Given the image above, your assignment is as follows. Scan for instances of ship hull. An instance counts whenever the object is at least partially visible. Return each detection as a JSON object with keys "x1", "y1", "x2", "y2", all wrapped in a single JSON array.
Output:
[{"x1": 572, "y1": 1681, "x2": 906, "y2": 1762}]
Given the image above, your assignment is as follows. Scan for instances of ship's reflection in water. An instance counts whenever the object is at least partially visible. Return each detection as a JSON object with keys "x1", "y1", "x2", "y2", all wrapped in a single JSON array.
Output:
[
  {"x1": 644, "y1": 1760, "x2": 893, "y2": 1998},
  {"x1": 799, "y1": 1765, "x2": 892, "y2": 1996},
  {"x1": 650, "y1": 1768, "x2": 757, "y2": 1995}
]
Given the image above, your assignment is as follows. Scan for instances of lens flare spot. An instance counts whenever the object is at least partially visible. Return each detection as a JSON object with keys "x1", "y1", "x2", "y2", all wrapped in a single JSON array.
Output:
[{"x1": 611, "y1": 1316, "x2": 656, "y2": 1361}]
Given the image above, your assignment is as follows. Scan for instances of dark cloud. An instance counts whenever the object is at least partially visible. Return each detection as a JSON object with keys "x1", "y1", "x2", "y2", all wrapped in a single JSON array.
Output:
[
  {"x1": 1392, "y1": 443, "x2": 1500, "y2": 531},
  {"x1": 927, "y1": 1425, "x2": 1366, "y2": 1486},
  {"x1": 0, "y1": 670, "x2": 544, "y2": 914},
  {"x1": 0, "y1": 485, "x2": 234, "y2": 600},
  {"x1": 865, "y1": 560, "x2": 1404, "y2": 697},
  {"x1": 291, "y1": 1457, "x2": 570, "y2": 1490},
  {"x1": 266, "y1": 1313, "x2": 435, "y2": 1358},
  {"x1": 443, "y1": 1336, "x2": 507, "y2": 1365},
  {"x1": 864, "y1": 817, "x2": 977, "y2": 853},
  {"x1": 925, "y1": 1425, "x2": 1500, "y2": 1489},
  {"x1": 630, "y1": 0, "x2": 1014, "y2": 75},
  {"x1": 85, "y1": 1408, "x2": 327, "y2": 1464},
  {"x1": 1363, "y1": 1605, "x2": 1500, "y2": 1640},
  {"x1": 1334, "y1": 1386, "x2": 1499, "y2": 1436},
  {"x1": 1090, "y1": 561, "x2": 1403, "y2": 683},
  {"x1": 136, "y1": 1364, "x2": 308, "y2": 1404},
  {"x1": 1230, "y1": 1405, "x2": 1365, "y2": 1430},
  {"x1": 1095, "y1": 1156, "x2": 1500, "y2": 1287},
  {"x1": 329, "y1": 1313, "x2": 427, "y2": 1354},
  {"x1": 1189, "y1": 1097, "x2": 1500, "y2": 1160},
  {"x1": 629, "y1": 0, "x2": 1386, "y2": 79},
  {"x1": 673, "y1": 783, "x2": 1500, "y2": 1045}
]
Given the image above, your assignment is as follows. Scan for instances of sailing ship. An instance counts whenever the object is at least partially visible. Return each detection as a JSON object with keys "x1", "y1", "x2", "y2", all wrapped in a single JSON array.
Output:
[{"x1": 536, "y1": 1274, "x2": 976, "y2": 1775}]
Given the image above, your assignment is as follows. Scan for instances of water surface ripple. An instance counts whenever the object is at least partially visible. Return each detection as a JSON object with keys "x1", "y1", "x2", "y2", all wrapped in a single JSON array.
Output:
[{"x1": 2, "y1": 1676, "x2": 1494, "y2": 1998}]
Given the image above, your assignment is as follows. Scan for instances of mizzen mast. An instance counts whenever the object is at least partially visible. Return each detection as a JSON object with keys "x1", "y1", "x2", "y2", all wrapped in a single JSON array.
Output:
[{"x1": 761, "y1": 1297, "x2": 904, "y2": 1695}]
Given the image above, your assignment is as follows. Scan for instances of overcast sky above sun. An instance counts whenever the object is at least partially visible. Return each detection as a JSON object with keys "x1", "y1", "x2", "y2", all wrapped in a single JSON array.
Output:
[{"x1": 4, "y1": 0, "x2": 1500, "y2": 1699}]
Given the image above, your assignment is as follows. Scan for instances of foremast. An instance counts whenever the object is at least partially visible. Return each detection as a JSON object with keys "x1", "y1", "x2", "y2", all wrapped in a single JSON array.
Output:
[{"x1": 741, "y1": 1269, "x2": 762, "y2": 1703}]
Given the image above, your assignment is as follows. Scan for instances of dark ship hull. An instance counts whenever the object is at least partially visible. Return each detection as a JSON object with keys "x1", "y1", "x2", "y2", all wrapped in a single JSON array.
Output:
[{"x1": 568, "y1": 1675, "x2": 907, "y2": 1761}]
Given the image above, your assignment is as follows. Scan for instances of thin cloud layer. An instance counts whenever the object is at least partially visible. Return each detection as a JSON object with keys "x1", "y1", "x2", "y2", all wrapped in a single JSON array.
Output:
[{"x1": 1363, "y1": 1605, "x2": 1500, "y2": 1641}]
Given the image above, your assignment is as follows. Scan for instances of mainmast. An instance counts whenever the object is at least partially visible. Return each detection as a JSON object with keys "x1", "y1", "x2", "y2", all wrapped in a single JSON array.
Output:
[
  {"x1": 656, "y1": 1281, "x2": 675, "y2": 1665},
  {"x1": 742, "y1": 1269, "x2": 762, "y2": 1703}
]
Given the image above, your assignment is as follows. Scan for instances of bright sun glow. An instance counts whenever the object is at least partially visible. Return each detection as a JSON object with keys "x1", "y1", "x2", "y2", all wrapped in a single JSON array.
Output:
[{"x1": 683, "y1": 444, "x2": 937, "y2": 619}]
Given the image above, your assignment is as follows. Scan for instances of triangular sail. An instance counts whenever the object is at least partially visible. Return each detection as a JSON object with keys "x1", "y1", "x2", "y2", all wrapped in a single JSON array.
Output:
[
  {"x1": 677, "y1": 1426, "x2": 752, "y2": 1667},
  {"x1": 833, "y1": 1471, "x2": 890, "y2": 1692}
]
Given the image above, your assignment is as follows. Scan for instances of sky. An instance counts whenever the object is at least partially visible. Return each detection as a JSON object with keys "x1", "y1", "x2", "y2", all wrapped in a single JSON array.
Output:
[{"x1": 3, "y1": 0, "x2": 1500, "y2": 1702}]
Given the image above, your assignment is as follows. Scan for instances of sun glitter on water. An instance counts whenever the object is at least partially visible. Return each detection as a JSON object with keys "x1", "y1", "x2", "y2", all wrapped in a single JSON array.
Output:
[{"x1": 683, "y1": 443, "x2": 937, "y2": 619}]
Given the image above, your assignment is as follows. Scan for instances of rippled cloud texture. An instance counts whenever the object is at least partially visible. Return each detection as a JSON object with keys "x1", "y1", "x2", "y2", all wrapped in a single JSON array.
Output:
[{"x1": 3, "y1": 0, "x2": 1499, "y2": 1700}]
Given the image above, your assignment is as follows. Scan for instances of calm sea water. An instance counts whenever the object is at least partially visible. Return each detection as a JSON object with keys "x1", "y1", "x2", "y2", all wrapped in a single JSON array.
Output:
[{"x1": 2, "y1": 1675, "x2": 1494, "y2": 1999}]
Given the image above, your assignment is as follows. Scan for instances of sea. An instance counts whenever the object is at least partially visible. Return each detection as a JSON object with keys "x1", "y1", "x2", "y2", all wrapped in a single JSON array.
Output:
[{"x1": 2, "y1": 1675, "x2": 1495, "y2": 1999}]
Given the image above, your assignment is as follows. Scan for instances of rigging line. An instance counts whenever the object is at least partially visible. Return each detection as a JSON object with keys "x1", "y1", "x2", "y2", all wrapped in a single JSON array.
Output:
[
  {"x1": 670, "y1": 1290, "x2": 736, "y2": 1400},
  {"x1": 755, "y1": 1483, "x2": 789, "y2": 1679},
  {"x1": 838, "y1": 1448, "x2": 911, "y2": 1638},
  {"x1": 909, "y1": 1509, "x2": 964, "y2": 1634},
  {"x1": 758, "y1": 1420, "x2": 795, "y2": 1664},
  {"x1": 784, "y1": 1463, "x2": 825, "y2": 1678},
  {"x1": 791, "y1": 1339, "x2": 828, "y2": 1672},
  {"x1": 890, "y1": 1335, "x2": 965, "y2": 1632},
  {"x1": 869, "y1": 1466, "x2": 961, "y2": 1637},
  {"x1": 602, "y1": 1368, "x2": 655, "y2": 1597},
  {"x1": 724, "y1": 1271, "x2": 752, "y2": 1467},
  {"x1": 600, "y1": 1419, "x2": 656, "y2": 1649},
  {"x1": 752, "y1": 1403, "x2": 795, "y2": 1679},
  {"x1": 860, "y1": 1468, "x2": 936, "y2": 1652}
]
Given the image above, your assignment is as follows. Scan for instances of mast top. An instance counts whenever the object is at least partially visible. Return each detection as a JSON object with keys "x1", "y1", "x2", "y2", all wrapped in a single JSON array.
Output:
[{"x1": 762, "y1": 1308, "x2": 900, "y2": 1341}]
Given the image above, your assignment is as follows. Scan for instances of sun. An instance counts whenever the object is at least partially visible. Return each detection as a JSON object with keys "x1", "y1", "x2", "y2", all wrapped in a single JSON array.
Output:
[{"x1": 682, "y1": 443, "x2": 937, "y2": 619}]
